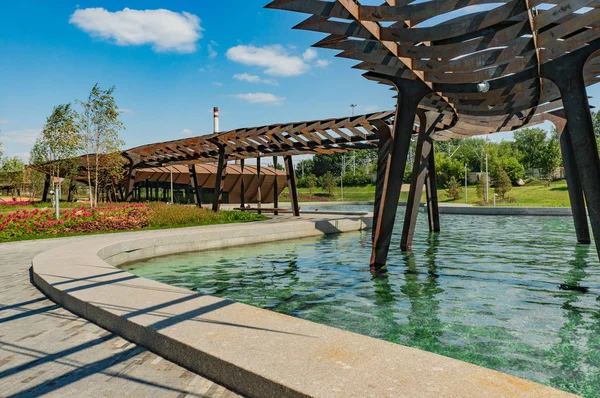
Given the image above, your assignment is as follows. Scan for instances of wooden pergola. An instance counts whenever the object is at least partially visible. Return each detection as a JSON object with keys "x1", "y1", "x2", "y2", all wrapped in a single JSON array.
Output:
[
  {"x1": 120, "y1": 110, "x2": 401, "y2": 215},
  {"x1": 265, "y1": 0, "x2": 600, "y2": 267}
]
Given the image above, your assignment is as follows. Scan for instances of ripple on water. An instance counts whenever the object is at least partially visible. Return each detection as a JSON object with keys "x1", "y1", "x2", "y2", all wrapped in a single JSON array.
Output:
[{"x1": 123, "y1": 210, "x2": 600, "y2": 398}]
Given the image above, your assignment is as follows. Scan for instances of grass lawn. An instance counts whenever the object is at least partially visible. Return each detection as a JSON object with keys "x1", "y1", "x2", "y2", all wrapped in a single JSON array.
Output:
[{"x1": 283, "y1": 179, "x2": 571, "y2": 207}]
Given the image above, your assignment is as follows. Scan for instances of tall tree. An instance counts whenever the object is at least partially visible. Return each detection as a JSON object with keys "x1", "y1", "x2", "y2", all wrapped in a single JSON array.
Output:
[
  {"x1": 0, "y1": 157, "x2": 25, "y2": 198},
  {"x1": 513, "y1": 128, "x2": 547, "y2": 175},
  {"x1": 538, "y1": 133, "x2": 562, "y2": 185},
  {"x1": 31, "y1": 104, "x2": 81, "y2": 183},
  {"x1": 77, "y1": 84, "x2": 125, "y2": 207}
]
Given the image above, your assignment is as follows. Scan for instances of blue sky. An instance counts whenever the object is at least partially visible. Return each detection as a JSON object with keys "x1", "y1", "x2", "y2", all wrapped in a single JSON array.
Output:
[{"x1": 0, "y1": 1, "x2": 597, "y2": 162}]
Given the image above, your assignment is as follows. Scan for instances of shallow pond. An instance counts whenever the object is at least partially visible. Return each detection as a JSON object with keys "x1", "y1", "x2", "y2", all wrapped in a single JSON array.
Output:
[{"x1": 123, "y1": 209, "x2": 600, "y2": 397}]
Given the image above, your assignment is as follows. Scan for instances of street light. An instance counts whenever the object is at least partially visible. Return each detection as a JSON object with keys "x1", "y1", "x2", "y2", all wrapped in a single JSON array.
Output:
[{"x1": 350, "y1": 104, "x2": 357, "y2": 176}]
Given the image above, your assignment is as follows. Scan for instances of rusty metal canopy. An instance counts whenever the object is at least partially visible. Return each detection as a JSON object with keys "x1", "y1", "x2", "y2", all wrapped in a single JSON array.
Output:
[{"x1": 265, "y1": 0, "x2": 600, "y2": 140}]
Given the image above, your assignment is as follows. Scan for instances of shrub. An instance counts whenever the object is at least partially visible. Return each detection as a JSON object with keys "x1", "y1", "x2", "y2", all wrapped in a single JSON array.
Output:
[
  {"x1": 477, "y1": 173, "x2": 488, "y2": 201},
  {"x1": 322, "y1": 172, "x2": 337, "y2": 196},
  {"x1": 147, "y1": 203, "x2": 264, "y2": 228},
  {"x1": 493, "y1": 167, "x2": 512, "y2": 199},
  {"x1": 306, "y1": 174, "x2": 318, "y2": 194},
  {"x1": 445, "y1": 176, "x2": 462, "y2": 200}
]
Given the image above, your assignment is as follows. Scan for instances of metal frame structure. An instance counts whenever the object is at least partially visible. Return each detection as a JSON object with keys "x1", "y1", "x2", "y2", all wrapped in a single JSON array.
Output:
[{"x1": 267, "y1": 0, "x2": 600, "y2": 267}]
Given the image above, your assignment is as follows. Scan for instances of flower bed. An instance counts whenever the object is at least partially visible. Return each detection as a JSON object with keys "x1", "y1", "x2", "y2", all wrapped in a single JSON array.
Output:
[
  {"x1": 0, "y1": 204, "x2": 149, "y2": 240},
  {"x1": 0, "y1": 200, "x2": 33, "y2": 206},
  {"x1": 0, "y1": 203, "x2": 266, "y2": 242}
]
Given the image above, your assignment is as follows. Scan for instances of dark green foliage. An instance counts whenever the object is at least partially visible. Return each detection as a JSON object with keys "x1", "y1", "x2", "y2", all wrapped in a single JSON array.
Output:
[
  {"x1": 493, "y1": 167, "x2": 512, "y2": 199},
  {"x1": 321, "y1": 171, "x2": 337, "y2": 195},
  {"x1": 435, "y1": 152, "x2": 464, "y2": 186},
  {"x1": 445, "y1": 176, "x2": 461, "y2": 201}
]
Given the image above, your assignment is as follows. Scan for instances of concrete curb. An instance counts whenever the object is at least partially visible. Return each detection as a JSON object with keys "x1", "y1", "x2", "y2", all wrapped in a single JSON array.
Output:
[{"x1": 31, "y1": 215, "x2": 576, "y2": 398}]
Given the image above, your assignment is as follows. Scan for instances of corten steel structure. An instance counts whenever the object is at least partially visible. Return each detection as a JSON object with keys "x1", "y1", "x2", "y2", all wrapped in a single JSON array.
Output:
[{"x1": 267, "y1": 0, "x2": 600, "y2": 267}]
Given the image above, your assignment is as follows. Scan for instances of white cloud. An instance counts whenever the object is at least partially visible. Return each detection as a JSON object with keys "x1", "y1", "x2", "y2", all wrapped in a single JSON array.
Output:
[
  {"x1": 233, "y1": 73, "x2": 278, "y2": 86},
  {"x1": 226, "y1": 45, "x2": 308, "y2": 76},
  {"x1": 303, "y1": 48, "x2": 317, "y2": 62},
  {"x1": 362, "y1": 105, "x2": 379, "y2": 112},
  {"x1": 0, "y1": 129, "x2": 40, "y2": 144},
  {"x1": 233, "y1": 93, "x2": 285, "y2": 105},
  {"x1": 180, "y1": 129, "x2": 193, "y2": 136},
  {"x1": 118, "y1": 108, "x2": 134, "y2": 115},
  {"x1": 212, "y1": 82, "x2": 223, "y2": 87},
  {"x1": 0, "y1": 119, "x2": 8, "y2": 124},
  {"x1": 316, "y1": 59, "x2": 330, "y2": 68},
  {"x1": 69, "y1": 8, "x2": 203, "y2": 53},
  {"x1": 208, "y1": 40, "x2": 218, "y2": 58}
]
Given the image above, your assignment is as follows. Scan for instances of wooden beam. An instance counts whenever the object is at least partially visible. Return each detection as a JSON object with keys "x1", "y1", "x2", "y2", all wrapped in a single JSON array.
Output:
[
  {"x1": 212, "y1": 145, "x2": 228, "y2": 212},
  {"x1": 189, "y1": 164, "x2": 202, "y2": 207},
  {"x1": 285, "y1": 155, "x2": 300, "y2": 217},
  {"x1": 273, "y1": 156, "x2": 279, "y2": 215}
]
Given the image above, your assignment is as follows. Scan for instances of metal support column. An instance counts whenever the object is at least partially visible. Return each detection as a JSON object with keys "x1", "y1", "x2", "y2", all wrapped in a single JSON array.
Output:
[
  {"x1": 542, "y1": 47, "x2": 600, "y2": 259},
  {"x1": 273, "y1": 156, "x2": 279, "y2": 215},
  {"x1": 370, "y1": 79, "x2": 432, "y2": 269},
  {"x1": 189, "y1": 164, "x2": 202, "y2": 207},
  {"x1": 284, "y1": 155, "x2": 300, "y2": 216},
  {"x1": 212, "y1": 145, "x2": 228, "y2": 212}
]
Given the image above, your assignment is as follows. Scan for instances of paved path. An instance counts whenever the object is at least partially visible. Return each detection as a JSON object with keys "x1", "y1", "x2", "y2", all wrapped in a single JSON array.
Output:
[{"x1": 0, "y1": 235, "x2": 242, "y2": 398}]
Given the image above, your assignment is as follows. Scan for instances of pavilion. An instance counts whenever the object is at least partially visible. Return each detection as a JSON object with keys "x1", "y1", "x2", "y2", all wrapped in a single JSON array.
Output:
[{"x1": 265, "y1": 0, "x2": 600, "y2": 267}]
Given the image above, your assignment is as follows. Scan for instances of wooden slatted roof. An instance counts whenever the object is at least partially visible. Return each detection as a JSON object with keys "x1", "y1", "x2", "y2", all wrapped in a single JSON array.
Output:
[
  {"x1": 265, "y1": 0, "x2": 600, "y2": 140},
  {"x1": 124, "y1": 110, "x2": 408, "y2": 167}
]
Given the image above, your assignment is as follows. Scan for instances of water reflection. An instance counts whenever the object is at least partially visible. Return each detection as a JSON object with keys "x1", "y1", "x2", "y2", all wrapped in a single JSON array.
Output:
[{"x1": 124, "y1": 213, "x2": 600, "y2": 397}]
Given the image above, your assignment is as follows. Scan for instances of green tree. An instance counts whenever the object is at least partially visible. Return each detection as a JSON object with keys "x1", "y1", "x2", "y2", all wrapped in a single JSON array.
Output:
[
  {"x1": 514, "y1": 128, "x2": 547, "y2": 175},
  {"x1": 77, "y1": 84, "x2": 125, "y2": 207},
  {"x1": 493, "y1": 167, "x2": 512, "y2": 199},
  {"x1": 31, "y1": 103, "x2": 81, "y2": 184},
  {"x1": 321, "y1": 171, "x2": 336, "y2": 196},
  {"x1": 306, "y1": 174, "x2": 317, "y2": 194},
  {"x1": 445, "y1": 176, "x2": 461, "y2": 201},
  {"x1": 435, "y1": 152, "x2": 463, "y2": 185},
  {"x1": 538, "y1": 133, "x2": 561, "y2": 186},
  {"x1": 0, "y1": 157, "x2": 25, "y2": 198},
  {"x1": 476, "y1": 172, "x2": 488, "y2": 201},
  {"x1": 499, "y1": 157, "x2": 525, "y2": 185}
]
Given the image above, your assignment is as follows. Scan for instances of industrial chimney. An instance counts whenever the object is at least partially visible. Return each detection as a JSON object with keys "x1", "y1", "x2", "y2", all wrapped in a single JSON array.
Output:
[{"x1": 213, "y1": 107, "x2": 219, "y2": 133}]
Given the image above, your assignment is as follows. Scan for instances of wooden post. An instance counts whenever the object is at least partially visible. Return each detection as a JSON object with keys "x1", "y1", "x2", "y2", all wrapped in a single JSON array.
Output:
[
  {"x1": 425, "y1": 147, "x2": 440, "y2": 232},
  {"x1": 285, "y1": 155, "x2": 300, "y2": 216},
  {"x1": 370, "y1": 79, "x2": 431, "y2": 269},
  {"x1": 189, "y1": 164, "x2": 202, "y2": 207},
  {"x1": 559, "y1": 126, "x2": 590, "y2": 243},
  {"x1": 212, "y1": 145, "x2": 228, "y2": 212},
  {"x1": 257, "y1": 156, "x2": 262, "y2": 215},
  {"x1": 371, "y1": 120, "x2": 392, "y2": 242},
  {"x1": 273, "y1": 156, "x2": 279, "y2": 215},
  {"x1": 401, "y1": 129, "x2": 433, "y2": 251},
  {"x1": 125, "y1": 165, "x2": 136, "y2": 202},
  {"x1": 42, "y1": 175, "x2": 50, "y2": 202},
  {"x1": 240, "y1": 158, "x2": 246, "y2": 209}
]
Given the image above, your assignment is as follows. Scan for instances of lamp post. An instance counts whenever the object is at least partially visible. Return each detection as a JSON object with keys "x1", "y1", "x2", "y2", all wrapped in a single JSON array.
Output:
[
  {"x1": 464, "y1": 164, "x2": 468, "y2": 203},
  {"x1": 485, "y1": 153, "x2": 489, "y2": 203},
  {"x1": 350, "y1": 104, "x2": 357, "y2": 177}
]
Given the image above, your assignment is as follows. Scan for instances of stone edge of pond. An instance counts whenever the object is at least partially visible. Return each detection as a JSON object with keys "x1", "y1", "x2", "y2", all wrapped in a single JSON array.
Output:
[{"x1": 31, "y1": 215, "x2": 577, "y2": 398}]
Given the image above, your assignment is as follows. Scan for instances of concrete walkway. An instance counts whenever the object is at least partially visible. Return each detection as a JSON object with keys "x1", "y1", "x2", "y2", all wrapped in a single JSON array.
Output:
[{"x1": 0, "y1": 236, "x2": 242, "y2": 397}]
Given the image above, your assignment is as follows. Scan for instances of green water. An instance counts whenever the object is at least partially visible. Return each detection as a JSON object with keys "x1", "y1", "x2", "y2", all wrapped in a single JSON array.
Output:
[{"x1": 123, "y1": 211, "x2": 600, "y2": 397}]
